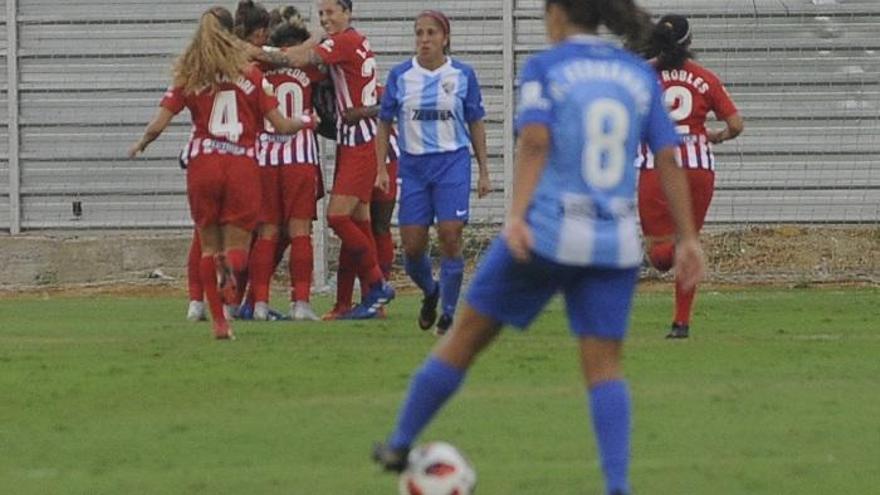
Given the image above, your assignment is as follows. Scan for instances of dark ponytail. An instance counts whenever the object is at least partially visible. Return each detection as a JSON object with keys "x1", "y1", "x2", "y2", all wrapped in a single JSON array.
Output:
[
  {"x1": 234, "y1": 0, "x2": 270, "y2": 41},
  {"x1": 545, "y1": 0, "x2": 652, "y2": 53},
  {"x1": 269, "y1": 6, "x2": 311, "y2": 47},
  {"x1": 652, "y1": 14, "x2": 694, "y2": 70}
]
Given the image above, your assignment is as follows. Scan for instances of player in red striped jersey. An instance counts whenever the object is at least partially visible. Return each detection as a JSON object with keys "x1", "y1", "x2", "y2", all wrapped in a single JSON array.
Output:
[
  {"x1": 269, "y1": 0, "x2": 396, "y2": 319},
  {"x1": 256, "y1": 11, "x2": 327, "y2": 321},
  {"x1": 129, "y1": 6, "x2": 315, "y2": 339},
  {"x1": 637, "y1": 14, "x2": 744, "y2": 338},
  {"x1": 326, "y1": 89, "x2": 401, "y2": 320}
]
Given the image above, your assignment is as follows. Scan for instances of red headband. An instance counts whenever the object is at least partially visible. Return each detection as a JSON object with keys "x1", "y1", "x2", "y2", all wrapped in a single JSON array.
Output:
[{"x1": 416, "y1": 10, "x2": 450, "y2": 36}]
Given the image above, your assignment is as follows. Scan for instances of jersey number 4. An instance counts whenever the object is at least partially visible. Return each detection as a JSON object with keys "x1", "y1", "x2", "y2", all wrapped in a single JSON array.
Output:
[
  {"x1": 582, "y1": 99, "x2": 629, "y2": 189},
  {"x1": 209, "y1": 90, "x2": 244, "y2": 142}
]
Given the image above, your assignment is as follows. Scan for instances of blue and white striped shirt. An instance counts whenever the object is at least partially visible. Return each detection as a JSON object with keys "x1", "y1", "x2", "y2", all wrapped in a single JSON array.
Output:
[
  {"x1": 516, "y1": 35, "x2": 680, "y2": 268},
  {"x1": 379, "y1": 57, "x2": 485, "y2": 156}
]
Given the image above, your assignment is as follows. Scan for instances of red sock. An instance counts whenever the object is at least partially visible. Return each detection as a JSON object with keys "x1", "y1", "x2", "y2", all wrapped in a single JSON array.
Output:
[
  {"x1": 187, "y1": 231, "x2": 203, "y2": 301},
  {"x1": 674, "y1": 278, "x2": 697, "y2": 325},
  {"x1": 328, "y1": 215, "x2": 383, "y2": 288},
  {"x1": 249, "y1": 239, "x2": 276, "y2": 304},
  {"x1": 355, "y1": 219, "x2": 383, "y2": 288},
  {"x1": 289, "y1": 236, "x2": 313, "y2": 303},
  {"x1": 374, "y1": 229, "x2": 394, "y2": 279},
  {"x1": 225, "y1": 249, "x2": 249, "y2": 305},
  {"x1": 199, "y1": 255, "x2": 226, "y2": 325},
  {"x1": 336, "y1": 247, "x2": 356, "y2": 309},
  {"x1": 649, "y1": 242, "x2": 675, "y2": 272}
]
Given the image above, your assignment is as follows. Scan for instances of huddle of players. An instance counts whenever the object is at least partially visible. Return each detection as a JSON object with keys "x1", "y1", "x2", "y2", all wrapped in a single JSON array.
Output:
[{"x1": 133, "y1": 0, "x2": 742, "y2": 343}]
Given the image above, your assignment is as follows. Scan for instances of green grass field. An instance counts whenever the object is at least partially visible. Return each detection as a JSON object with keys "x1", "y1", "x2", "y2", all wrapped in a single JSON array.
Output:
[{"x1": 1, "y1": 286, "x2": 878, "y2": 494}]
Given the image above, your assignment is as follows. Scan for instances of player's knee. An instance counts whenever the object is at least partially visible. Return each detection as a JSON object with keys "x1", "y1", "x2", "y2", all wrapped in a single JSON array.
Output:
[{"x1": 648, "y1": 242, "x2": 675, "y2": 272}]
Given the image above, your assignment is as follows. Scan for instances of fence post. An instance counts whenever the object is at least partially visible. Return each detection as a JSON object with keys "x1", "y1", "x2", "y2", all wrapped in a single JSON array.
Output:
[
  {"x1": 502, "y1": 0, "x2": 515, "y2": 211},
  {"x1": 6, "y1": 0, "x2": 20, "y2": 234}
]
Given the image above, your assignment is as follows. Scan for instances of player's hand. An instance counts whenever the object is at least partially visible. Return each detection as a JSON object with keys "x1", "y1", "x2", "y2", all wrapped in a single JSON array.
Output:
[
  {"x1": 298, "y1": 112, "x2": 320, "y2": 131},
  {"x1": 503, "y1": 216, "x2": 533, "y2": 263},
  {"x1": 342, "y1": 107, "x2": 362, "y2": 125},
  {"x1": 477, "y1": 170, "x2": 491, "y2": 198},
  {"x1": 674, "y1": 237, "x2": 705, "y2": 292},
  {"x1": 707, "y1": 129, "x2": 725, "y2": 144},
  {"x1": 127, "y1": 140, "x2": 145, "y2": 159},
  {"x1": 375, "y1": 166, "x2": 390, "y2": 194}
]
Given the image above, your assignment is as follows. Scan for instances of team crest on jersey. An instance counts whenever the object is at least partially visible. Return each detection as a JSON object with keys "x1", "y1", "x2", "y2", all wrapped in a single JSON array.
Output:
[{"x1": 442, "y1": 78, "x2": 457, "y2": 96}]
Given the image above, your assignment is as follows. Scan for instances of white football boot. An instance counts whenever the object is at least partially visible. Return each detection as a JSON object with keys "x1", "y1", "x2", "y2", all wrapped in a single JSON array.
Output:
[
  {"x1": 253, "y1": 302, "x2": 270, "y2": 321},
  {"x1": 290, "y1": 301, "x2": 320, "y2": 321},
  {"x1": 186, "y1": 300, "x2": 206, "y2": 322}
]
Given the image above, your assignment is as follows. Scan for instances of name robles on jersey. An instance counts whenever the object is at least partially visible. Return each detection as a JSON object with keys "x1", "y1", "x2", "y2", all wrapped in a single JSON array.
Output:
[{"x1": 637, "y1": 60, "x2": 738, "y2": 171}]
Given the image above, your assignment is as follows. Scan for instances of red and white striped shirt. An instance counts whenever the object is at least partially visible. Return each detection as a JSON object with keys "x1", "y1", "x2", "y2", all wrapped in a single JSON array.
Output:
[
  {"x1": 314, "y1": 28, "x2": 379, "y2": 147},
  {"x1": 258, "y1": 65, "x2": 325, "y2": 166},
  {"x1": 637, "y1": 60, "x2": 737, "y2": 171}
]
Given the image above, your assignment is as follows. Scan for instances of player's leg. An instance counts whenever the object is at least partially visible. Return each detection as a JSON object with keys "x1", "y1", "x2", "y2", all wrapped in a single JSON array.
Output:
[
  {"x1": 187, "y1": 155, "x2": 231, "y2": 339},
  {"x1": 401, "y1": 225, "x2": 438, "y2": 330},
  {"x1": 186, "y1": 229, "x2": 206, "y2": 321},
  {"x1": 435, "y1": 221, "x2": 465, "y2": 335},
  {"x1": 432, "y1": 153, "x2": 471, "y2": 334},
  {"x1": 249, "y1": 166, "x2": 282, "y2": 320},
  {"x1": 565, "y1": 267, "x2": 639, "y2": 495},
  {"x1": 671, "y1": 170, "x2": 715, "y2": 337},
  {"x1": 281, "y1": 162, "x2": 320, "y2": 320},
  {"x1": 637, "y1": 169, "x2": 676, "y2": 272},
  {"x1": 371, "y1": 160, "x2": 398, "y2": 280},
  {"x1": 374, "y1": 238, "x2": 558, "y2": 471},
  {"x1": 250, "y1": 223, "x2": 279, "y2": 320},
  {"x1": 217, "y1": 156, "x2": 262, "y2": 334}
]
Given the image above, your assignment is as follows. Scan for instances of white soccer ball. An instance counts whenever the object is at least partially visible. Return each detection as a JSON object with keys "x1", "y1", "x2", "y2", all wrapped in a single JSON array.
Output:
[{"x1": 398, "y1": 442, "x2": 477, "y2": 495}]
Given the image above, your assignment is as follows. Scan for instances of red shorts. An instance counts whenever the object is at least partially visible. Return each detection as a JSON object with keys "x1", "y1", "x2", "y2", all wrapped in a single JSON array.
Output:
[
  {"x1": 372, "y1": 159, "x2": 399, "y2": 203},
  {"x1": 187, "y1": 155, "x2": 260, "y2": 232},
  {"x1": 280, "y1": 164, "x2": 320, "y2": 221},
  {"x1": 258, "y1": 165, "x2": 283, "y2": 226},
  {"x1": 638, "y1": 168, "x2": 715, "y2": 238},
  {"x1": 333, "y1": 142, "x2": 378, "y2": 203}
]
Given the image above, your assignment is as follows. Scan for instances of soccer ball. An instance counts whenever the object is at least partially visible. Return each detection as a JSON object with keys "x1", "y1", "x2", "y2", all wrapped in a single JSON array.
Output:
[{"x1": 398, "y1": 442, "x2": 477, "y2": 495}]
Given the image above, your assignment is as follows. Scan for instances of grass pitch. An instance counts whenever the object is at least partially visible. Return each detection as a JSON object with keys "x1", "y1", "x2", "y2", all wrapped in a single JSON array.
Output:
[{"x1": 1, "y1": 286, "x2": 878, "y2": 494}]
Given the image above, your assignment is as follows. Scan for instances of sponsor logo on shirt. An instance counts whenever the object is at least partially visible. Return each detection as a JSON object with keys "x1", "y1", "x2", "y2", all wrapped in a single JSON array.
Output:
[{"x1": 411, "y1": 109, "x2": 456, "y2": 121}]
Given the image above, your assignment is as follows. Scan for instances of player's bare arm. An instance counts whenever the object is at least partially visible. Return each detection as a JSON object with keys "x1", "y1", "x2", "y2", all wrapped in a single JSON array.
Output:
[
  {"x1": 468, "y1": 120, "x2": 491, "y2": 198},
  {"x1": 707, "y1": 113, "x2": 744, "y2": 144},
  {"x1": 374, "y1": 120, "x2": 392, "y2": 193},
  {"x1": 504, "y1": 124, "x2": 550, "y2": 262},
  {"x1": 129, "y1": 107, "x2": 175, "y2": 158}
]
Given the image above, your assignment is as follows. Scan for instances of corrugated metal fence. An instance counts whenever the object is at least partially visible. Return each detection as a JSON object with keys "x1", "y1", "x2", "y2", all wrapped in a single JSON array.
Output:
[{"x1": 0, "y1": 0, "x2": 878, "y2": 234}]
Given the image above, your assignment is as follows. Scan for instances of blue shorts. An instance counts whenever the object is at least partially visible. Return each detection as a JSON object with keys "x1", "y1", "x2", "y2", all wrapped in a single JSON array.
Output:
[
  {"x1": 466, "y1": 238, "x2": 639, "y2": 340},
  {"x1": 398, "y1": 147, "x2": 471, "y2": 226}
]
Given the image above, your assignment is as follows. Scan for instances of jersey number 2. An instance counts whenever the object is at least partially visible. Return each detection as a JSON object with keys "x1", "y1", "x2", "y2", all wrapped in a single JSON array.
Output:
[
  {"x1": 664, "y1": 86, "x2": 693, "y2": 135},
  {"x1": 582, "y1": 99, "x2": 629, "y2": 189},
  {"x1": 209, "y1": 90, "x2": 243, "y2": 142}
]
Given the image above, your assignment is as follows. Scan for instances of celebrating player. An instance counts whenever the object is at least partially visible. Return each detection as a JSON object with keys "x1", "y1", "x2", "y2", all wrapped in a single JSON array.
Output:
[
  {"x1": 129, "y1": 6, "x2": 315, "y2": 339},
  {"x1": 271, "y1": 0, "x2": 395, "y2": 319},
  {"x1": 258, "y1": 9, "x2": 326, "y2": 321},
  {"x1": 374, "y1": 10, "x2": 491, "y2": 335},
  {"x1": 637, "y1": 14, "x2": 744, "y2": 339},
  {"x1": 373, "y1": 2, "x2": 704, "y2": 494}
]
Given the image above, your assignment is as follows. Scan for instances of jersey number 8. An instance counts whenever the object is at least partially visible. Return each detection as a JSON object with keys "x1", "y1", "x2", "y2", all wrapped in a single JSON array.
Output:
[{"x1": 582, "y1": 99, "x2": 629, "y2": 189}]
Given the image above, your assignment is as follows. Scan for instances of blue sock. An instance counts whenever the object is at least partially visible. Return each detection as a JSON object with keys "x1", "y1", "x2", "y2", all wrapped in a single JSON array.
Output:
[
  {"x1": 388, "y1": 356, "x2": 465, "y2": 450},
  {"x1": 439, "y1": 257, "x2": 464, "y2": 316},
  {"x1": 405, "y1": 254, "x2": 437, "y2": 296},
  {"x1": 589, "y1": 380, "x2": 631, "y2": 495}
]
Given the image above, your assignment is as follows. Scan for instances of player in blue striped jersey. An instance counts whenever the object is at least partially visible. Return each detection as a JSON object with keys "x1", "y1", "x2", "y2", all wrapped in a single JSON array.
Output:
[
  {"x1": 374, "y1": 2, "x2": 705, "y2": 494},
  {"x1": 375, "y1": 10, "x2": 491, "y2": 335}
]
